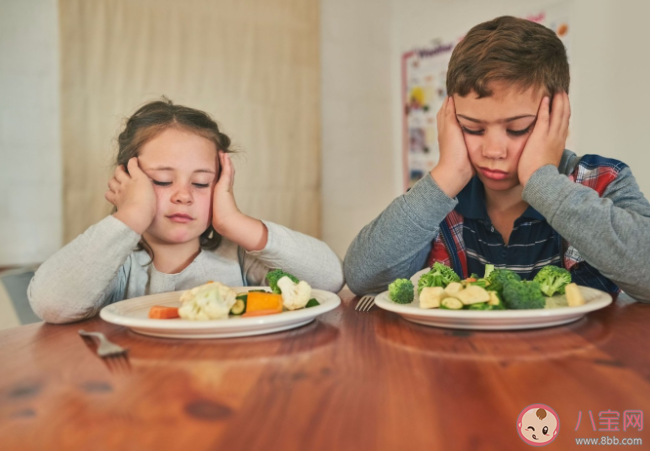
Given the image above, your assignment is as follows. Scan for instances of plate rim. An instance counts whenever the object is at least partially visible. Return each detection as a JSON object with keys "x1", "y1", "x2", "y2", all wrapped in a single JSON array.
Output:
[
  {"x1": 100, "y1": 287, "x2": 341, "y2": 332},
  {"x1": 374, "y1": 285, "x2": 612, "y2": 321}
]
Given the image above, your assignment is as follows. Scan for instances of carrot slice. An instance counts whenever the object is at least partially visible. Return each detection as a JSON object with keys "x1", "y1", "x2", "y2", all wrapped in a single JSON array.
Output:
[
  {"x1": 148, "y1": 305, "x2": 180, "y2": 319},
  {"x1": 246, "y1": 292, "x2": 283, "y2": 313},
  {"x1": 242, "y1": 308, "x2": 282, "y2": 318}
]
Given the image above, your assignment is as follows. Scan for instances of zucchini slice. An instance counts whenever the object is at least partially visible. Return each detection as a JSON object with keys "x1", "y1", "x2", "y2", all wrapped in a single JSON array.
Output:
[
  {"x1": 230, "y1": 296, "x2": 247, "y2": 315},
  {"x1": 440, "y1": 297, "x2": 463, "y2": 310}
]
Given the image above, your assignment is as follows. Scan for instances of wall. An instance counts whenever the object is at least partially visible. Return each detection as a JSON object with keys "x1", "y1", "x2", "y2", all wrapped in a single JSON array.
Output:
[
  {"x1": 0, "y1": 0, "x2": 62, "y2": 266},
  {"x1": 321, "y1": 0, "x2": 399, "y2": 258}
]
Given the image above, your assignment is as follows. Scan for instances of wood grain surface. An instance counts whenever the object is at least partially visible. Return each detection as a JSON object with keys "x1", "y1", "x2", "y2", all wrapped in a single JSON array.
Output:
[{"x1": 0, "y1": 291, "x2": 649, "y2": 450}]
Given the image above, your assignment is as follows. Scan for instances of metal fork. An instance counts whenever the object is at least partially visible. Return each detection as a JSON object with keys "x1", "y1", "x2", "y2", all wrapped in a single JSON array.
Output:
[
  {"x1": 78, "y1": 330, "x2": 128, "y2": 357},
  {"x1": 355, "y1": 295, "x2": 376, "y2": 312}
]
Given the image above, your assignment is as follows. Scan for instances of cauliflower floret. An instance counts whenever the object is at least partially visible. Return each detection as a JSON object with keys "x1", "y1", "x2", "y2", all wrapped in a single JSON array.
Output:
[
  {"x1": 178, "y1": 281, "x2": 237, "y2": 320},
  {"x1": 277, "y1": 276, "x2": 312, "y2": 311}
]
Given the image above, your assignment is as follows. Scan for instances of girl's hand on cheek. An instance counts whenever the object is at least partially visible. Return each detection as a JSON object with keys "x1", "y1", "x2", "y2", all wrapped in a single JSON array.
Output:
[
  {"x1": 106, "y1": 157, "x2": 157, "y2": 234},
  {"x1": 211, "y1": 151, "x2": 242, "y2": 234},
  {"x1": 430, "y1": 96, "x2": 476, "y2": 198},
  {"x1": 518, "y1": 92, "x2": 570, "y2": 186}
]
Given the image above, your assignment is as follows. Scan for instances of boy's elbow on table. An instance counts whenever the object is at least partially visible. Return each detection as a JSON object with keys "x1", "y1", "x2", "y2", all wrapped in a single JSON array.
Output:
[{"x1": 343, "y1": 264, "x2": 383, "y2": 296}]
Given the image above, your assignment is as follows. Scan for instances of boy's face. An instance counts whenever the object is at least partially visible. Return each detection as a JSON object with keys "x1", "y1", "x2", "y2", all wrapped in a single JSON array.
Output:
[{"x1": 454, "y1": 82, "x2": 546, "y2": 192}]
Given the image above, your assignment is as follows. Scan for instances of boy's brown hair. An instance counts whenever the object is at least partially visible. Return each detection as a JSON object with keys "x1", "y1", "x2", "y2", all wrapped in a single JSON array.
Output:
[{"x1": 446, "y1": 16, "x2": 569, "y2": 98}]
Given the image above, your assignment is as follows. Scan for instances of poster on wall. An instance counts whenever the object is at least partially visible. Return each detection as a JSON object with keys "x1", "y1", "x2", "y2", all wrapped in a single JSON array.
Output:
[{"x1": 402, "y1": 5, "x2": 572, "y2": 190}]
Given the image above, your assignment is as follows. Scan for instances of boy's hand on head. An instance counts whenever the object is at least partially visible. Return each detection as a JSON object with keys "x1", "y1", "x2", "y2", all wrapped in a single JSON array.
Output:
[
  {"x1": 518, "y1": 92, "x2": 570, "y2": 186},
  {"x1": 211, "y1": 151, "x2": 243, "y2": 234},
  {"x1": 106, "y1": 157, "x2": 157, "y2": 235},
  {"x1": 430, "y1": 96, "x2": 475, "y2": 198}
]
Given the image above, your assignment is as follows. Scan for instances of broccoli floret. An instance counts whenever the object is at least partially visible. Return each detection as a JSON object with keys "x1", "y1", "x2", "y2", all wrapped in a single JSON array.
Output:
[
  {"x1": 265, "y1": 269, "x2": 299, "y2": 294},
  {"x1": 417, "y1": 262, "x2": 461, "y2": 293},
  {"x1": 389, "y1": 279, "x2": 415, "y2": 304},
  {"x1": 502, "y1": 280, "x2": 545, "y2": 309},
  {"x1": 533, "y1": 265, "x2": 572, "y2": 297},
  {"x1": 486, "y1": 269, "x2": 521, "y2": 294}
]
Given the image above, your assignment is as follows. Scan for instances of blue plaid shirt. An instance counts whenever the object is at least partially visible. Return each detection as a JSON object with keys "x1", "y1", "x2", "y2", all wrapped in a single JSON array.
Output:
[{"x1": 455, "y1": 177, "x2": 561, "y2": 279}]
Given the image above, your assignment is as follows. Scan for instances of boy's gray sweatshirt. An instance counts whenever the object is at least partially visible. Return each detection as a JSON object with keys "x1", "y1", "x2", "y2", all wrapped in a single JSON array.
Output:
[
  {"x1": 29, "y1": 217, "x2": 345, "y2": 324},
  {"x1": 343, "y1": 150, "x2": 650, "y2": 302}
]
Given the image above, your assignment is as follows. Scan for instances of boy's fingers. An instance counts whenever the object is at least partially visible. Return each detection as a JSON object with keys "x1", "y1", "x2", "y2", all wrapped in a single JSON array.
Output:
[
  {"x1": 446, "y1": 96, "x2": 456, "y2": 120},
  {"x1": 550, "y1": 92, "x2": 567, "y2": 133},
  {"x1": 436, "y1": 97, "x2": 447, "y2": 123},
  {"x1": 536, "y1": 96, "x2": 551, "y2": 130},
  {"x1": 564, "y1": 92, "x2": 572, "y2": 125}
]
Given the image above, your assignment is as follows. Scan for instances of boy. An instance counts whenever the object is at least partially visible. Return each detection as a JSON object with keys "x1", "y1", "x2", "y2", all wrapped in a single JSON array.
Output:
[{"x1": 343, "y1": 16, "x2": 650, "y2": 302}]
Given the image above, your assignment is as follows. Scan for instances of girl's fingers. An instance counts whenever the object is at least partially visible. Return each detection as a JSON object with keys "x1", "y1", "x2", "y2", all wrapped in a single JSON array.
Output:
[
  {"x1": 228, "y1": 154, "x2": 235, "y2": 189},
  {"x1": 127, "y1": 157, "x2": 144, "y2": 178},
  {"x1": 104, "y1": 189, "x2": 116, "y2": 205},
  {"x1": 217, "y1": 151, "x2": 234, "y2": 190},
  {"x1": 107, "y1": 177, "x2": 120, "y2": 192},
  {"x1": 114, "y1": 164, "x2": 130, "y2": 182}
]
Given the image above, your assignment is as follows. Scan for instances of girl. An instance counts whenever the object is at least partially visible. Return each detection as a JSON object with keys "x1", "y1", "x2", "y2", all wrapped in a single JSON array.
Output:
[{"x1": 29, "y1": 99, "x2": 344, "y2": 324}]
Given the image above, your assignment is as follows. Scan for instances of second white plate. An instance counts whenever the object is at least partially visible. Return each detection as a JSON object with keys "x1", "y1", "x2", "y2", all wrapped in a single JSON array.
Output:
[{"x1": 374, "y1": 285, "x2": 612, "y2": 330}]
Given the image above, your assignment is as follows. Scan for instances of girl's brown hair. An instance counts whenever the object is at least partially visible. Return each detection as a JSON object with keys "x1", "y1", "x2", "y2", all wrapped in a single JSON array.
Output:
[
  {"x1": 447, "y1": 16, "x2": 570, "y2": 98},
  {"x1": 116, "y1": 97, "x2": 234, "y2": 255}
]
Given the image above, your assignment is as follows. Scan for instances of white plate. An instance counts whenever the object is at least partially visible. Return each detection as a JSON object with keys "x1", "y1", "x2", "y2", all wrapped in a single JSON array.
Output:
[
  {"x1": 100, "y1": 287, "x2": 341, "y2": 339},
  {"x1": 375, "y1": 282, "x2": 613, "y2": 330}
]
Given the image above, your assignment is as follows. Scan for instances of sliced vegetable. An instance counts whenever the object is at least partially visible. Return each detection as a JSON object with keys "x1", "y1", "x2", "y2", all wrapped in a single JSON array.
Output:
[
  {"x1": 242, "y1": 309, "x2": 283, "y2": 317},
  {"x1": 148, "y1": 305, "x2": 180, "y2": 319},
  {"x1": 487, "y1": 291, "x2": 505, "y2": 309},
  {"x1": 230, "y1": 297, "x2": 247, "y2": 315},
  {"x1": 444, "y1": 282, "x2": 463, "y2": 296},
  {"x1": 420, "y1": 286, "x2": 447, "y2": 309},
  {"x1": 246, "y1": 292, "x2": 283, "y2": 313},
  {"x1": 565, "y1": 283, "x2": 585, "y2": 307},
  {"x1": 456, "y1": 285, "x2": 491, "y2": 305},
  {"x1": 440, "y1": 297, "x2": 463, "y2": 310},
  {"x1": 467, "y1": 302, "x2": 491, "y2": 310}
]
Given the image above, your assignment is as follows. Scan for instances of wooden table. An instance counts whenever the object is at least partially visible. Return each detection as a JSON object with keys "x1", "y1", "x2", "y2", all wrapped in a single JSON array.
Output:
[{"x1": 1, "y1": 291, "x2": 649, "y2": 450}]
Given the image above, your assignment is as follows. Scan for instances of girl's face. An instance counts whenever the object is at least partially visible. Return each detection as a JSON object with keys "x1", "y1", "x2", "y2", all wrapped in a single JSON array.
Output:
[
  {"x1": 453, "y1": 82, "x2": 545, "y2": 192},
  {"x1": 137, "y1": 127, "x2": 218, "y2": 245}
]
